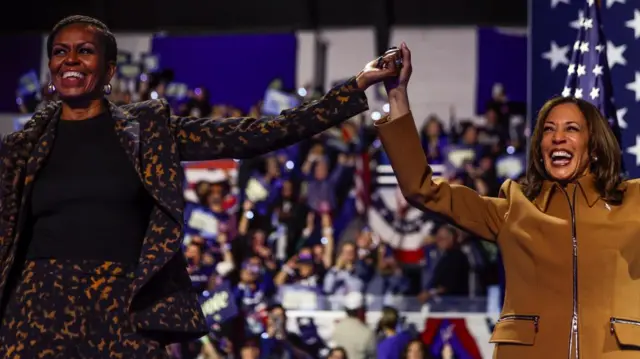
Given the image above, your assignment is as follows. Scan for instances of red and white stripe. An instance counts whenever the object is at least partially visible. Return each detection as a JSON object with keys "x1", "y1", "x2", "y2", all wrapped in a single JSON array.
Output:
[{"x1": 368, "y1": 164, "x2": 444, "y2": 265}]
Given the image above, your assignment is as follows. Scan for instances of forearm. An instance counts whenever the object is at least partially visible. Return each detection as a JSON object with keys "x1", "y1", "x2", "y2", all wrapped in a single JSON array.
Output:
[
  {"x1": 388, "y1": 89, "x2": 411, "y2": 120},
  {"x1": 172, "y1": 78, "x2": 368, "y2": 161}
]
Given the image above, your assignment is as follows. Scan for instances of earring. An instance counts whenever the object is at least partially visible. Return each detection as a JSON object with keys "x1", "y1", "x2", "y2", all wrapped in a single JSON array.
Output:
[
  {"x1": 540, "y1": 158, "x2": 544, "y2": 163},
  {"x1": 592, "y1": 155, "x2": 598, "y2": 162},
  {"x1": 47, "y1": 83, "x2": 56, "y2": 94},
  {"x1": 103, "y1": 83, "x2": 112, "y2": 95}
]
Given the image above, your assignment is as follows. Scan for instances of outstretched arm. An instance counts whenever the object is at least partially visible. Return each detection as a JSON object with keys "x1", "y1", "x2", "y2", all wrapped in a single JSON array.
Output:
[
  {"x1": 169, "y1": 49, "x2": 406, "y2": 162},
  {"x1": 169, "y1": 77, "x2": 368, "y2": 162}
]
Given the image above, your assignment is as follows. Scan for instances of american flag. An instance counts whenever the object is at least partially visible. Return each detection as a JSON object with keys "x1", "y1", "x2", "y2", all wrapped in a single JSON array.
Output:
[{"x1": 531, "y1": 0, "x2": 640, "y2": 177}]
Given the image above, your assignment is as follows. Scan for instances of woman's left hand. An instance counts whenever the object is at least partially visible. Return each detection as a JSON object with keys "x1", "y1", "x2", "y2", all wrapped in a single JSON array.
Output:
[{"x1": 355, "y1": 45, "x2": 407, "y2": 90}]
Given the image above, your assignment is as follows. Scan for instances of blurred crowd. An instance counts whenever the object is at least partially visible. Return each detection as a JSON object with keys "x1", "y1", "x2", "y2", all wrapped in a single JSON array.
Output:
[{"x1": 16, "y1": 69, "x2": 527, "y2": 359}]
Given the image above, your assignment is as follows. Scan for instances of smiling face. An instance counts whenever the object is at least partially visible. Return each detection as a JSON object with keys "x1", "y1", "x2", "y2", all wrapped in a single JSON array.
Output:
[
  {"x1": 540, "y1": 103, "x2": 591, "y2": 182},
  {"x1": 48, "y1": 23, "x2": 115, "y2": 101}
]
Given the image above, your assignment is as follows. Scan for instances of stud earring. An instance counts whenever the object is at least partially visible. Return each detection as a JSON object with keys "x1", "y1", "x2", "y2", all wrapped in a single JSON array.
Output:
[
  {"x1": 592, "y1": 155, "x2": 598, "y2": 162},
  {"x1": 47, "y1": 83, "x2": 56, "y2": 94},
  {"x1": 103, "y1": 83, "x2": 112, "y2": 95}
]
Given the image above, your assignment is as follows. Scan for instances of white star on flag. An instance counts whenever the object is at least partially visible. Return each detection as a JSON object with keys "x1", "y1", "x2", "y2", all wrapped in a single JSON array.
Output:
[
  {"x1": 542, "y1": 41, "x2": 570, "y2": 69},
  {"x1": 626, "y1": 72, "x2": 640, "y2": 101},
  {"x1": 593, "y1": 64, "x2": 603, "y2": 76},
  {"x1": 575, "y1": 88, "x2": 584, "y2": 98},
  {"x1": 577, "y1": 64, "x2": 586, "y2": 76},
  {"x1": 590, "y1": 87, "x2": 600, "y2": 100},
  {"x1": 607, "y1": 41, "x2": 627, "y2": 68},
  {"x1": 606, "y1": 0, "x2": 625, "y2": 8},
  {"x1": 568, "y1": 64, "x2": 575, "y2": 74},
  {"x1": 617, "y1": 108, "x2": 628, "y2": 129},
  {"x1": 579, "y1": 41, "x2": 590, "y2": 53},
  {"x1": 627, "y1": 135, "x2": 640, "y2": 166},
  {"x1": 626, "y1": 9, "x2": 640, "y2": 39},
  {"x1": 570, "y1": 10, "x2": 585, "y2": 30},
  {"x1": 551, "y1": 0, "x2": 570, "y2": 7},
  {"x1": 583, "y1": 18, "x2": 594, "y2": 30},
  {"x1": 562, "y1": 87, "x2": 572, "y2": 97}
]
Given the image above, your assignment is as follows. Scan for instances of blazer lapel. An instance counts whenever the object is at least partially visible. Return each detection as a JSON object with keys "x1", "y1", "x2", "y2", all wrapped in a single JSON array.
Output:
[
  {"x1": 109, "y1": 102, "x2": 187, "y2": 309},
  {"x1": 109, "y1": 102, "x2": 182, "y2": 225},
  {"x1": 110, "y1": 102, "x2": 142, "y2": 179}
]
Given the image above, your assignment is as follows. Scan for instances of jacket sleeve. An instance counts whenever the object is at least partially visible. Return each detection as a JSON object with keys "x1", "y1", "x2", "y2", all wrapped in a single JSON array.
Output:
[
  {"x1": 168, "y1": 77, "x2": 369, "y2": 162},
  {"x1": 375, "y1": 112, "x2": 509, "y2": 241}
]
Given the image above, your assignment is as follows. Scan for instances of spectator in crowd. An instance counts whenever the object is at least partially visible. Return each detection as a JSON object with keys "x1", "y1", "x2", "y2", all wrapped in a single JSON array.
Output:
[
  {"x1": 240, "y1": 337, "x2": 261, "y2": 359},
  {"x1": 234, "y1": 256, "x2": 274, "y2": 335},
  {"x1": 401, "y1": 339, "x2": 432, "y2": 359},
  {"x1": 274, "y1": 247, "x2": 320, "y2": 288},
  {"x1": 331, "y1": 292, "x2": 377, "y2": 359},
  {"x1": 260, "y1": 304, "x2": 312, "y2": 358},
  {"x1": 323, "y1": 241, "x2": 368, "y2": 298},
  {"x1": 303, "y1": 152, "x2": 349, "y2": 216},
  {"x1": 327, "y1": 347, "x2": 349, "y2": 359},
  {"x1": 420, "y1": 115, "x2": 448, "y2": 164},
  {"x1": 376, "y1": 306, "x2": 413, "y2": 359},
  {"x1": 418, "y1": 225, "x2": 470, "y2": 304}
]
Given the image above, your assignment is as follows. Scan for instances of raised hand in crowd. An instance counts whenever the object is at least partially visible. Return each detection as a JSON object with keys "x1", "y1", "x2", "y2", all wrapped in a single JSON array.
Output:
[
  {"x1": 320, "y1": 213, "x2": 335, "y2": 268},
  {"x1": 237, "y1": 200, "x2": 254, "y2": 236}
]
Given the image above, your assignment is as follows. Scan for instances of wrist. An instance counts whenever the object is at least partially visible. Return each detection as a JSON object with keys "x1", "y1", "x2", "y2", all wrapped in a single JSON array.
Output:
[
  {"x1": 387, "y1": 87, "x2": 408, "y2": 102},
  {"x1": 355, "y1": 72, "x2": 368, "y2": 90}
]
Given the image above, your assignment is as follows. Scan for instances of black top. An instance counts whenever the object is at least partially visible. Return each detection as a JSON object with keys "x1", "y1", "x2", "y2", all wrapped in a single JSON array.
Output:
[{"x1": 25, "y1": 111, "x2": 153, "y2": 264}]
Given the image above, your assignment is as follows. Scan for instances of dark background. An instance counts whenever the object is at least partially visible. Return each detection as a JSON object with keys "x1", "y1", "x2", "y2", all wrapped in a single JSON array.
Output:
[
  {"x1": 3, "y1": 0, "x2": 526, "y2": 33},
  {"x1": 2, "y1": 0, "x2": 526, "y2": 61}
]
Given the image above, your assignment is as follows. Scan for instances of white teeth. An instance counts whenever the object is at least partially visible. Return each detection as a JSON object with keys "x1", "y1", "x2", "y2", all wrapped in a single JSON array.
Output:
[
  {"x1": 62, "y1": 71, "x2": 84, "y2": 79},
  {"x1": 551, "y1": 150, "x2": 573, "y2": 159}
]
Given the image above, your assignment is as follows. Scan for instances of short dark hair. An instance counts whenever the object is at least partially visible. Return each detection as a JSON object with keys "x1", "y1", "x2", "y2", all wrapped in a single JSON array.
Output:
[
  {"x1": 47, "y1": 15, "x2": 117, "y2": 64},
  {"x1": 378, "y1": 306, "x2": 399, "y2": 330}
]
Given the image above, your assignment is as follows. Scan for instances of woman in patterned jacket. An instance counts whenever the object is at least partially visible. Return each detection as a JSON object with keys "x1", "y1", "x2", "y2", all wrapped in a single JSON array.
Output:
[{"x1": 0, "y1": 15, "x2": 405, "y2": 358}]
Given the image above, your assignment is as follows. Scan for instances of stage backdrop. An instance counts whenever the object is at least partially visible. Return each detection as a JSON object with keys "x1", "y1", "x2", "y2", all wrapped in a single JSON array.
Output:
[
  {"x1": 476, "y1": 27, "x2": 527, "y2": 114},
  {"x1": 151, "y1": 33, "x2": 297, "y2": 113}
]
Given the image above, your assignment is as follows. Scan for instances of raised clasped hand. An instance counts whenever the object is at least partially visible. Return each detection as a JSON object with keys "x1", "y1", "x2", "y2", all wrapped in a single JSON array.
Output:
[{"x1": 356, "y1": 42, "x2": 412, "y2": 92}]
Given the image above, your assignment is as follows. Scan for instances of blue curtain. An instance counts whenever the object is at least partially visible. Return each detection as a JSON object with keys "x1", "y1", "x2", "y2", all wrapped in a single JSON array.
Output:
[
  {"x1": 475, "y1": 27, "x2": 527, "y2": 115},
  {"x1": 151, "y1": 33, "x2": 297, "y2": 113},
  {"x1": 0, "y1": 35, "x2": 43, "y2": 112}
]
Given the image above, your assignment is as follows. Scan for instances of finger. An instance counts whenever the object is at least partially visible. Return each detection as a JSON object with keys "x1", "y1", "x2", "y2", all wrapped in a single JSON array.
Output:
[
  {"x1": 399, "y1": 44, "x2": 412, "y2": 79},
  {"x1": 383, "y1": 53, "x2": 399, "y2": 73},
  {"x1": 401, "y1": 43, "x2": 411, "y2": 66},
  {"x1": 366, "y1": 57, "x2": 382, "y2": 70}
]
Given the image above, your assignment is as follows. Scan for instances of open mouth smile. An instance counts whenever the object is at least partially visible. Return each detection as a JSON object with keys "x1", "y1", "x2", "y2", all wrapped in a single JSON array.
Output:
[{"x1": 550, "y1": 150, "x2": 573, "y2": 167}]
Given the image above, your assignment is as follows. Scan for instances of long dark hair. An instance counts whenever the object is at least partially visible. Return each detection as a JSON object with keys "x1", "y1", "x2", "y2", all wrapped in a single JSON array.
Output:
[{"x1": 521, "y1": 96, "x2": 624, "y2": 204}]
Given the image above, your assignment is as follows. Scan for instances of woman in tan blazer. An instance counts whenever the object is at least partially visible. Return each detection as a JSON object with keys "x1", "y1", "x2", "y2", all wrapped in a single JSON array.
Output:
[{"x1": 378, "y1": 44, "x2": 639, "y2": 359}]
